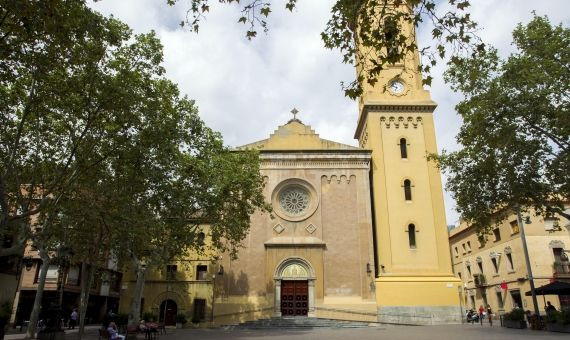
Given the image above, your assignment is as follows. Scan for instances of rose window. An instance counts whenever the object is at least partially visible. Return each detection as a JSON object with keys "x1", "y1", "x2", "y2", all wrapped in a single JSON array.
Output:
[{"x1": 279, "y1": 187, "x2": 310, "y2": 215}]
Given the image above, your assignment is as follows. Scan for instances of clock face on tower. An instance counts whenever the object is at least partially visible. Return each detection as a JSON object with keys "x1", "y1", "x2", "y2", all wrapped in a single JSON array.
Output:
[{"x1": 389, "y1": 80, "x2": 405, "y2": 94}]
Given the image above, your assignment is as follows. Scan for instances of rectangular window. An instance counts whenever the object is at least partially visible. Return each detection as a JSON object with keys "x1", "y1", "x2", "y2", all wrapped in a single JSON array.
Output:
[
  {"x1": 491, "y1": 258, "x2": 499, "y2": 274},
  {"x1": 466, "y1": 264, "x2": 472, "y2": 277},
  {"x1": 166, "y1": 265, "x2": 177, "y2": 280},
  {"x1": 462, "y1": 243, "x2": 467, "y2": 254},
  {"x1": 510, "y1": 220, "x2": 520, "y2": 234},
  {"x1": 196, "y1": 265, "x2": 208, "y2": 280},
  {"x1": 458, "y1": 272, "x2": 462, "y2": 280},
  {"x1": 477, "y1": 261, "x2": 483, "y2": 273},
  {"x1": 553, "y1": 248, "x2": 564, "y2": 262},
  {"x1": 454, "y1": 246, "x2": 459, "y2": 257},
  {"x1": 46, "y1": 265, "x2": 59, "y2": 283},
  {"x1": 544, "y1": 218, "x2": 559, "y2": 231},
  {"x1": 193, "y1": 299, "x2": 206, "y2": 320},
  {"x1": 66, "y1": 266, "x2": 80, "y2": 286},
  {"x1": 496, "y1": 291, "x2": 504, "y2": 309},
  {"x1": 506, "y1": 253, "x2": 514, "y2": 271},
  {"x1": 466, "y1": 241, "x2": 471, "y2": 252},
  {"x1": 493, "y1": 228, "x2": 501, "y2": 242}
]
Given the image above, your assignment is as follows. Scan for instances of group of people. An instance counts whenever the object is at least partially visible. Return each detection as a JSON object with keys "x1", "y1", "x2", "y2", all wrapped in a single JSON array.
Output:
[
  {"x1": 466, "y1": 301, "x2": 559, "y2": 328},
  {"x1": 466, "y1": 305, "x2": 494, "y2": 326},
  {"x1": 105, "y1": 319, "x2": 160, "y2": 340}
]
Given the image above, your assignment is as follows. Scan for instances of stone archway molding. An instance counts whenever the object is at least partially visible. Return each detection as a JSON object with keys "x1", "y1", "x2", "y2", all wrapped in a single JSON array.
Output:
[
  {"x1": 149, "y1": 290, "x2": 187, "y2": 316},
  {"x1": 273, "y1": 257, "x2": 316, "y2": 317}
]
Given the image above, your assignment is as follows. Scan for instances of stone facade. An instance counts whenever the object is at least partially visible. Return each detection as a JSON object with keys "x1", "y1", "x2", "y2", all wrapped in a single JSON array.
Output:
[
  {"x1": 449, "y1": 209, "x2": 570, "y2": 315},
  {"x1": 211, "y1": 120, "x2": 377, "y2": 325}
]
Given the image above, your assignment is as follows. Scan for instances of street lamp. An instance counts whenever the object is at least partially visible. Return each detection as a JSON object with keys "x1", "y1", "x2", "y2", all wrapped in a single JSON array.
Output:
[
  {"x1": 210, "y1": 265, "x2": 224, "y2": 324},
  {"x1": 516, "y1": 209, "x2": 540, "y2": 316}
]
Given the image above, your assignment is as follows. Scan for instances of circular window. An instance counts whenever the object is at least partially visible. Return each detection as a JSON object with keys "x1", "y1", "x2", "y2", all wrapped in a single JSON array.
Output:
[
  {"x1": 279, "y1": 186, "x2": 310, "y2": 215},
  {"x1": 272, "y1": 179, "x2": 318, "y2": 222}
]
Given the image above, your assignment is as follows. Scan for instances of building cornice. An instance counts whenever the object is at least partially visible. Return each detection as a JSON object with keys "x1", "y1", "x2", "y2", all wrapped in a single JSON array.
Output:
[
  {"x1": 354, "y1": 102, "x2": 437, "y2": 139},
  {"x1": 260, "y1": 152, "x2": 371, "y2": 170}
]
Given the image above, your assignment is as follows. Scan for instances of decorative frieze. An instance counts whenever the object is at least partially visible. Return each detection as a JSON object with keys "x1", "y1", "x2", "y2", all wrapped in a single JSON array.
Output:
[{"x1": 380, "y1": 116, "x2": 423, "y2": 129}]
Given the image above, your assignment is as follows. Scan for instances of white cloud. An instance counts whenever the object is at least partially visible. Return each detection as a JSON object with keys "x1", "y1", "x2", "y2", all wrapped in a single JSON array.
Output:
[{"x1": 88, "y1": 0, "x2": 569, "y2": 225}]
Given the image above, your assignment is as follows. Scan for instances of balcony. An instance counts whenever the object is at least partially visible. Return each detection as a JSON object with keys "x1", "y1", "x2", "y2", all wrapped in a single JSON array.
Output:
[
  {"x1": 474, "y1": 273, "x2": 487, "y2": 287},
  {"x1": 553, "y1": 261, "x2": 570, "y2": 277}
]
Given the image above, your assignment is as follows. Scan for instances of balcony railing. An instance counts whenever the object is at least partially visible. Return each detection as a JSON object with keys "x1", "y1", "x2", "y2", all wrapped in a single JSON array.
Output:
[
  {"x1": 474, "y1": 273, "x2": 487, "y2": 287},
  {"x1": 553, "y1": 261, "x2": 570, "y2": 275}
]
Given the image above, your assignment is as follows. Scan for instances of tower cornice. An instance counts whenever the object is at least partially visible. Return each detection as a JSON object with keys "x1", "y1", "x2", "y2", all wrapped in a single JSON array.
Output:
[{"x1": 354, "y1": 101, "x2": 437, "y2": 139}]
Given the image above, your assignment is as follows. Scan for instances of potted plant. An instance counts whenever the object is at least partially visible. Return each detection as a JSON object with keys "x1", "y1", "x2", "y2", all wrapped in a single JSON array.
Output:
[
  {"x1": 502, "y1": 309, "x2": 527, "y2": 329},
  {"x1": 0, "y1": 301, "x2": 12, "y2": 340},
  {"x1": 545, "y1": 309, "x2": 570, "y2": 333},
  {"x1": 175, "y1": 314, "x2": 187, "y2": 329},
  {"x1": 191, "y1": 315, "x2": 201, "y2": 328}
]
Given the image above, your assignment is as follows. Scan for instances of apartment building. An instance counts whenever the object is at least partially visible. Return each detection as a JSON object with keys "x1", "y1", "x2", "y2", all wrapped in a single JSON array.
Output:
[{"x1": 449, "y1": 209, "x2": 570, "y2": 314}]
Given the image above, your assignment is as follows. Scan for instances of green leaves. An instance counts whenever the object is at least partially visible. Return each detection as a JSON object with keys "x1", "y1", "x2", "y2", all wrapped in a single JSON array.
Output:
[
  {"x1": 1, "y1": 0, "x2": 269, "y2": 269},
  {"x1": 435, "y1": 15, "x2": 570, "y2": 235}
]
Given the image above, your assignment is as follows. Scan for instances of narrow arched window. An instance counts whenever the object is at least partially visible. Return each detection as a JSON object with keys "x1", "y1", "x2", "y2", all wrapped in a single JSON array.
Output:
[
  {"x1": 408, "y1": 224, "x2": 416, "y2": 248},
  {"x1": 399, "y1": 138, "x2": 408, "y2": 159},
  {"x1": 383, "y1": 17, "x2": 399, "y2": 59},
  {"x1": 197, "y1": 232, "x2": 205, "y2": 246},
  {"x1": 404, "y1": 179, "x2": 412, "y2": 201}
]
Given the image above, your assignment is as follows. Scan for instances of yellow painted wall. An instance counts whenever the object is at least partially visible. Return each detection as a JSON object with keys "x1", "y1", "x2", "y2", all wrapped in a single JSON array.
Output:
[{"x1": 450, "y1": 208, "x2": 570, "y2": 314}]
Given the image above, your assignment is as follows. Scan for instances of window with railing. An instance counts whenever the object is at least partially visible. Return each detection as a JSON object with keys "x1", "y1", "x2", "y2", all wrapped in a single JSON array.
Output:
[
  {"x1": 553, "y1": 248, "x2": 570, "y2": 274},
  {"x1": 474, "y1": 273, "x2": 486, "y2": 287}
]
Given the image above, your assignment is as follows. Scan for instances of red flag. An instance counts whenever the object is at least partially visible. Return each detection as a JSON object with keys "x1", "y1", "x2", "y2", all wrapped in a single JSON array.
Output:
[{"x1": 500, "y1": 282, "x2": 508, "y2": 290}]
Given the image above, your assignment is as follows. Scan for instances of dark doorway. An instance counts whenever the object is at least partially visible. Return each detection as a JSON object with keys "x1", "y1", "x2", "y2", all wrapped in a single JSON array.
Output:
[
  {"x1": 510, "y1": 289, "x2": 523, "y2": 309},
  {"x1": 281, "y1": 280, "x2": 308, "y2": 316},
  {"x1": 159, "y1": 299, "x2": 177, "y2": 326}
]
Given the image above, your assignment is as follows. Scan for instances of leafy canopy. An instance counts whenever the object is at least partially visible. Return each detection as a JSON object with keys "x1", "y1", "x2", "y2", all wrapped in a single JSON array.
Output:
[
  {"x1": 0, "y1": 0, "x2": 269, "y2": 264},
  {"x1": 166, "y1": 0, "x2": 483, "y2": 99},
  {"x1": 435, "y1": 15, "x2": 569, "y2": 234}
]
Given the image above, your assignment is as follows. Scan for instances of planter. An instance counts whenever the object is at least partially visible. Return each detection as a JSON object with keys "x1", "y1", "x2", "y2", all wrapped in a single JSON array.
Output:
[
  {"x1": 546, "y1": 323, "x2": 570, "y2": 333},
  {"x1": 503, "y1": 319, "x2": 527, "y2": 329}
]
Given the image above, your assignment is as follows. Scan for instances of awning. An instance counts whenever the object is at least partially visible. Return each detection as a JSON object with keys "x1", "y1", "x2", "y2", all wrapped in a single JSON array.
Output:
[{"x1": 525, "y1": 281, "x2": 570, "y2": 296}]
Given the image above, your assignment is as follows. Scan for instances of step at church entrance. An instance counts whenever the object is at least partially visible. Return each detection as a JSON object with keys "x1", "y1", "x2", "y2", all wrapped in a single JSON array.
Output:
[{"x1": 281, "y1": 280, "x2": 308, "y2": 316}]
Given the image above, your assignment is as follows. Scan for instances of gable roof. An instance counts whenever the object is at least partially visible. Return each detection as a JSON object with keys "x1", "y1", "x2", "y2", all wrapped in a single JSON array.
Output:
[{"x1": 237, "y1": 119, "x2": 361, "y2": 151}]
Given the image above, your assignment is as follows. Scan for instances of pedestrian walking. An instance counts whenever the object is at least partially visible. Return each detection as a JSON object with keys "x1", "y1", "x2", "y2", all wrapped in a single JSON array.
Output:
[
  {"x1": 478, "y1": 305, "x2": 485, "y2": 326},
  {"x1": 69, "y1": 308, "x2": 78, "y2": 329},
  {"x1": 487, "y1": 305, "x2": 493, "y2": 326}
]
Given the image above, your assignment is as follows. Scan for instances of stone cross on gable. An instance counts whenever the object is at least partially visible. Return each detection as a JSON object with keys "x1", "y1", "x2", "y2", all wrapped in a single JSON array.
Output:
[{"x1": 291, "y1": 108, "x2": 299, "y2": 120}]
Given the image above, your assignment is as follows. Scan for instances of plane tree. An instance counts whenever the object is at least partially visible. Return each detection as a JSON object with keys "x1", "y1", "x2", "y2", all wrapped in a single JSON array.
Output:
[
  {"x1": 1, "y1": 1, "x2": 268, "y2": 337},
  {"x1": 434, "y1": 15, "x2": 570, "y2": 235}
]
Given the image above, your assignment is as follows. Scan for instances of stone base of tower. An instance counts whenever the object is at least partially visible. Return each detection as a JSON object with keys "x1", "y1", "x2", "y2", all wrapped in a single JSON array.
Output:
[{"x1": 375, "y1": 276, "x2": 463, "y2": 325}]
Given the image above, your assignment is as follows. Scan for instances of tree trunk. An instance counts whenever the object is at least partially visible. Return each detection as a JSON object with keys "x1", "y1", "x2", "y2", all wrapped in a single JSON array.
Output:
[
  {"x1": 25, "y1": 249, "x2": 49, "y2": 339},
  {"x1": 77, "y1": 262, "x2": 94, "y2": 340},
  {"x1": 128, "y1": 260, "x2": 146, "y2": 324}
]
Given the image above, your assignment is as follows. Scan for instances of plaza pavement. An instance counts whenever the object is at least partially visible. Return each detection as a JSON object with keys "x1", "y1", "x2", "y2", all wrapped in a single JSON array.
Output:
[{"x1": 6, "y1": 323, "x2": 567, "y2": 340}]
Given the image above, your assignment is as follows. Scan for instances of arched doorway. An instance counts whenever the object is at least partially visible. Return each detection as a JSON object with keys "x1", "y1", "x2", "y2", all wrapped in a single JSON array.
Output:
[
  {"x1": 159, "y1": 299, "x2": 177, "y2": 326},
  {"x1": 274, "y1": 257, "x2": 316, "y2": 317}
]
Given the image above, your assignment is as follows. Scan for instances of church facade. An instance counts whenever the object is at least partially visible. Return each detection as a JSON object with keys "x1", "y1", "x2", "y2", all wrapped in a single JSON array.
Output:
[{"x1": 120, "y1": 4, "x2": 463, "y2": 326}]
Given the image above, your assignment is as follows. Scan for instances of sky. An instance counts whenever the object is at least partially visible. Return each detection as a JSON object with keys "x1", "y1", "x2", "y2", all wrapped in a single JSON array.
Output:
[{"x1": 89, "y1": 0, "x2": 569, "y2": 225}]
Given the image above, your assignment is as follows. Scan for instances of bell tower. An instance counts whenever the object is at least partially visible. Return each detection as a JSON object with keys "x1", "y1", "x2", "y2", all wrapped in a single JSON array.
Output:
[{"x1": 354, "y1": 3, "x2": 462, "y2": 324}]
